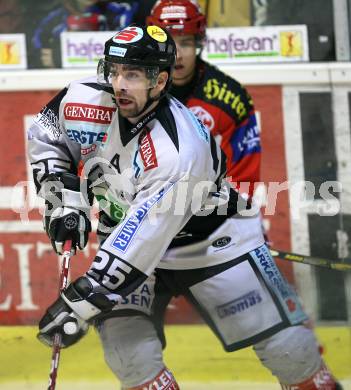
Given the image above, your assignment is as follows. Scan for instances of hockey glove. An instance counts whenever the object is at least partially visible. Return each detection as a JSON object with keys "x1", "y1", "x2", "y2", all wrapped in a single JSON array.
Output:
[
  {"x1": 42, "y1": 172, "x2": 91, "y2": 254},
  {"x1": 37, "y1": 296, "x2": 89, "y2": 348},
  {"x1": 38, "y1": 276, "x2": 113, "y2": 348}
]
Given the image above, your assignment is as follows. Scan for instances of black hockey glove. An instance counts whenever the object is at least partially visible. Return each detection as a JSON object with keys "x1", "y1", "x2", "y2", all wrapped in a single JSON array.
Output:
[
  {"x1": 41, "y1": 172, "x2": 91, "y2": 254},
  {"x1": 38, "y1": 276, "x2": 113, "y2": 348},
  {"x1": 37, "y1": 296, "x2": 89, "y2": 348}
]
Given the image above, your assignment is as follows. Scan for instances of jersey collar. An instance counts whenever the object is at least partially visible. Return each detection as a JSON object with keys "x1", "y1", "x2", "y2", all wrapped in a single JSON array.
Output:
[{"x1": 119, "y1": 97, "x2": 168, "y2": 146}]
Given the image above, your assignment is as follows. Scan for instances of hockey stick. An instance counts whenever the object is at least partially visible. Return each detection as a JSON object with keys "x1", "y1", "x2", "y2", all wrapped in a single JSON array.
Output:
[
  {"x1": 47, "y1": 240, "x2": 73, "y2": 390},
  {"x1": 270, "y1": 248, "x2": 351, "y2": 271}
]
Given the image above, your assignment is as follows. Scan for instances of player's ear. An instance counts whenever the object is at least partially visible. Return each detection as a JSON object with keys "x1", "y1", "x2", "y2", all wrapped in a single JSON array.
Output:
[{"x1": 155, "y1": 71, "x2": 168, "y2": 91}]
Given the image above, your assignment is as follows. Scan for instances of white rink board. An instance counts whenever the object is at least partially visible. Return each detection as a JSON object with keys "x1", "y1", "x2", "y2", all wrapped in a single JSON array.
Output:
[{"x1": 1, "y1": 63, "x2": 351, "y2": 91}]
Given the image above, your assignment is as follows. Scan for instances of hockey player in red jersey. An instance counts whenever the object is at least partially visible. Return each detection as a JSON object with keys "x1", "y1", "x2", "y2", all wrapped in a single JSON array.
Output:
[{"x1": 147, "y1": 0, "x2": 260, "y2": 198}]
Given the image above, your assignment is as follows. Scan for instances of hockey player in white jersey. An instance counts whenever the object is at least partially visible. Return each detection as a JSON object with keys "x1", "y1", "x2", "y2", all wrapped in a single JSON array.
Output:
[{"x1": 28, "y1": 25, "x2": 342, "y2": 390}]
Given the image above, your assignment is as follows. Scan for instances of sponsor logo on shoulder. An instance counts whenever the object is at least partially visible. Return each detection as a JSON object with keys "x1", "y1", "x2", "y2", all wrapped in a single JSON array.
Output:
[
  {"x1": 64, "y1": 103, "x2": 115, "y2": 124},
  {"x1": 189, "y1": 106, "x2": 215, "y2": 131},
  {"x1": 36, "y1": 106, "x2": 62, "y2": 140},
  {"x1": 187, "y1": 110, "x2": 209, "y2": 142},
  {"x1": 217, "y1": 290, "x2": 262, "y2": 318},
  {"x1": 212, "y1": 236, "x2": 231, "y2": 248},
  {"x1": 139, "y1": 130, "x2": 158, "y2": 171}
]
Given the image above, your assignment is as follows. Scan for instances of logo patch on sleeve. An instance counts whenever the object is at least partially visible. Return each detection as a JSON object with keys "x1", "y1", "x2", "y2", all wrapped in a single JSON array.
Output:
[
  {"x1": 111, "y1": 182, "x2": 174, "y2": 253},
  {"x1": 35, "y1": 106, "x2": 62, "y2": 140},
  {"x1": 139, "y1": 130, "x2": 158, "y2": 171},
  {"x1": 230, "y1": 113, "x2": 261, "y2": 162},
  {"x1": 189, "y1": 106, "x2": 215, "y2": 131}
]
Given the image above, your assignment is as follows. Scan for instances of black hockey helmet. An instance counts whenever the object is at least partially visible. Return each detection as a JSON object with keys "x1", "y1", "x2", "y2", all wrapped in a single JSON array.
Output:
[{"x1": 98, "y1": 24, "x2": 176, "y2": 91}]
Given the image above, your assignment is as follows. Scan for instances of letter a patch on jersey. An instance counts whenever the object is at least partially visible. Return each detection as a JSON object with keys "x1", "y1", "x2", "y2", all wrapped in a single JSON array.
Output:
[{"x1": 139, "y1": 129, "x2": 158, "y2": 171}]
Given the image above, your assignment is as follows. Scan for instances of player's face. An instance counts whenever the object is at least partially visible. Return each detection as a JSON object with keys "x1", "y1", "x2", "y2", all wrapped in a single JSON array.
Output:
[
  {"x1": 111, "y1": 64, "x2": 167, "y2": 120},
  {"x1": 172, "y1": 34, "x2": 197, "y2": 86}
]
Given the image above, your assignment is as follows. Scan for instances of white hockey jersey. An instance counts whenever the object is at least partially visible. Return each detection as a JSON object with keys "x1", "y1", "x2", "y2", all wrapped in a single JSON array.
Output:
[{"x1": 28, "y1": 76, "x2": 264, "y2": 298}]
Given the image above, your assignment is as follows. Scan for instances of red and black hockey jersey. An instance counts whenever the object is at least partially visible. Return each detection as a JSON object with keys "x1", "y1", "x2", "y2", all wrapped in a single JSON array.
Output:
[{"x1": 170, "y1": 58, "x2": 261, "y2": 196}]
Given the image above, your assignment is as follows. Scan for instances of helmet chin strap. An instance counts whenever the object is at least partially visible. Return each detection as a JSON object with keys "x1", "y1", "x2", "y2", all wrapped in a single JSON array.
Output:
[{"x1": 130, "y1": 86, "x2": 165, "y2": 119}]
